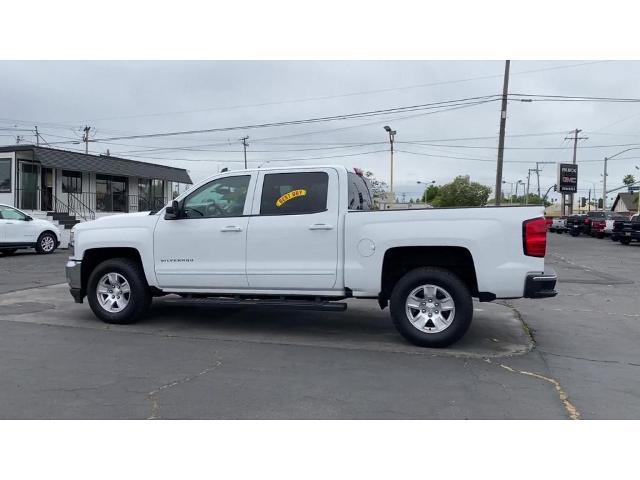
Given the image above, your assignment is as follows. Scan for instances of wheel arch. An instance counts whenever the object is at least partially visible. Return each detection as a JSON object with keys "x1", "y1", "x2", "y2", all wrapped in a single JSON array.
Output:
[
  {"x1": 380, "y1": 246, "x2": 479, "y2": 300},
  {"x1": 81, "y1": 247, "x2": 144, "y2": 292},
  {"x1": 39, "y1": 229, "x2": 59, "y2": 241}
]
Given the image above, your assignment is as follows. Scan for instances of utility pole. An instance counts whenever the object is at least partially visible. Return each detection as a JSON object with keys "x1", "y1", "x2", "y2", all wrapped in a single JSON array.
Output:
[
  {"x1": 35, "y1": 126, "x2": 40, "y2": 146},
  {"x1": 494, "y1": 60, "x2": 511, "y2": 206},
  {"x1": 240, "y1": 136, "x2": 249, "y2": 169},
  {"x1": 535, "y1": 161, "x2": 541, "y2": 197},
  {"x1": 526, "y1": 168, "x2": 537, "y2": 205},
  {"x1": 563, "y1": 128, "x2": 588, "y2": 215},
  {"x1": 602, "y1": 156, "x2": 608, "y2": 211},
  {"x1": 82, "y1": 126, "x2": 91, "y2": 154},
  {"x1": 384, "y1": 125, "x2": 396, "y2": 199}
]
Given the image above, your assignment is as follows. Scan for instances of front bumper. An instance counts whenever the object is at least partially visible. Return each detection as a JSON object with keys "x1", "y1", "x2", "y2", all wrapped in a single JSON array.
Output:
[
  {"x1": 65, "y1": 259, "x2": 84, "y2": 303},
  {"x1": 524, "y1": 269, "x2": 558, "y2": 298}
]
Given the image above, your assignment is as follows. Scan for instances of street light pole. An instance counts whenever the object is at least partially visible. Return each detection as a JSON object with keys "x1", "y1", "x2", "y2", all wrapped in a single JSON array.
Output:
[
  {"x1": 601, "y1": 147, "x2": 640, "y2": 211},
  {"x1": 384, "y1": 126, "x2": 397, "y2": 200},
  {"x1": 515, "y1": 180, "x2": 523, "y2": 200},
  {"x1": 502, "y1": 180, "x2": 514, "y2": 204}
]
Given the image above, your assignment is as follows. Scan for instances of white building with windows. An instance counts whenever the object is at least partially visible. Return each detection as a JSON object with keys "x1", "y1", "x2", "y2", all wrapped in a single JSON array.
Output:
[{"x1": 0, "y1": 145, "x2": 192, "y2": 228}]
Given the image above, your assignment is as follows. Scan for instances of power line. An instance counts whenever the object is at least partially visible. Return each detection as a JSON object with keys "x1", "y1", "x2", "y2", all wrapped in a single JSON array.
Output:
[
  {"x1": 58, "y1": 96, "x2": 502, "y2": 143},
  {"x1": 38, "y1": 97, "x2": 499, "y2": 148},
  {"x1": 122, "y1": 148, "x2": 391, "y2": 164},
  {"x1": 402, "y1": 141, "x2": 640, "y2": 150},
  {"x1": 509, "y1": 93, "x2": 640, "y2": 103},
  {"x1": 106, "y1": 130, "x2": 570, "y2": 157},
  {"x1": 63, "y1": 61, "x2": 611, "y2": 123}
]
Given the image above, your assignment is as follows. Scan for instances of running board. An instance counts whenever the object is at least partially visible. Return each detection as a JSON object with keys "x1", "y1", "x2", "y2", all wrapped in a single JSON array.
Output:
[{"x1": 166, "y1": 296, "x2": 348, "y2": 312}]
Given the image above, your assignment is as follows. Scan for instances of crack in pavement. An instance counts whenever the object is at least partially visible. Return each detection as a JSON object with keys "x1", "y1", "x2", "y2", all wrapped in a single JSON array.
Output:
[
  {"x1": 537, "y1": 350, "x2": 640, "y2": 367},
  {"x1": 484, "y1": 358, "x2": 580, "y2": 420},
  {"x1": 147, "y1": 359, "x2": 223, "y2": 420}
]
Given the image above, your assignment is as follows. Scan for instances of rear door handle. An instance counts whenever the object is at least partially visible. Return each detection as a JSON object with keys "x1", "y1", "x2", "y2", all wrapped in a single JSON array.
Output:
[
  {"x1": 220, "y1": 225, "x2": 242, "y2": 232},
  {"x1": 309, "y1": 223, "x2": 334, "y2": 230}
]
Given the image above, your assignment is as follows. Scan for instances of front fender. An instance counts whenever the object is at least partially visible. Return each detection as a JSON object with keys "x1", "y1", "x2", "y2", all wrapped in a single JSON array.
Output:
[{"x1": 74, "y1": 224, "x2": 159, "y2": 288}]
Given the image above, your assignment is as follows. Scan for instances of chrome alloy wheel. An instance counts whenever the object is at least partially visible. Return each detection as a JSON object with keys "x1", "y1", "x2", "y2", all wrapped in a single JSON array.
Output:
[
  {"x1": 41, "y1": 234, "x2": 55, "y2": 252},
  {"x1": 405, "y1": 284, "x2": 455, "y2": 334},
  {"x1": 96, "y1": 273, "x2": 131, "y2": 313}
]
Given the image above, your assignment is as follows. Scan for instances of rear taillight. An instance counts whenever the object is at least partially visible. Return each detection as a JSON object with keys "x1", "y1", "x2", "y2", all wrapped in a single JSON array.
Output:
[
  {"x1": 523, "y1": 217, "x2": 547, "y2": 257},
  {"x1": 584, "y1": 218, "x2": 590, "y2": 225}
]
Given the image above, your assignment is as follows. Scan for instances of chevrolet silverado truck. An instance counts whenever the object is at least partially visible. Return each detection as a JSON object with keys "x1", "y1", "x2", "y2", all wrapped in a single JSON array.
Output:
[{"x1": 66, "y1": 166, "x2": 557, "y2": 348}]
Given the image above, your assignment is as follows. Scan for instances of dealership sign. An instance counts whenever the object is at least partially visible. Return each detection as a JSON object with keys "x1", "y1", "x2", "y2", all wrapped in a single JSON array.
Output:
[{"x1": 557, "y1": 163, "x2": 578, "y2": 193}]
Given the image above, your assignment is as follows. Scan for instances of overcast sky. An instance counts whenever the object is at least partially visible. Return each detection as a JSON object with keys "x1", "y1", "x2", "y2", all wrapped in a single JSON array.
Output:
[{"x1": 1, "y1": 60, "x2": 639, "y2": 202}]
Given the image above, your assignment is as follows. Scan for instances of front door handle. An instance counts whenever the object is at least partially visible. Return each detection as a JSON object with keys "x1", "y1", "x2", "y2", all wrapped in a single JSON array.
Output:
[
  {"x1": 309, "y1": 223, "x2": 334, "y2": 230},
  {"x1": 220, "y1": 225, "x2": 242, "y2": 232}
]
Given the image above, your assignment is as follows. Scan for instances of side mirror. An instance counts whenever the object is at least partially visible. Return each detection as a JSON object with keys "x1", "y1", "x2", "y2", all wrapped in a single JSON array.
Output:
[
  {"x1": 25, "y1": 215, "x2": 33, "y2": 221},
  {"x1": 164, "y1": 200, "x2": 181, "y2": 220}
]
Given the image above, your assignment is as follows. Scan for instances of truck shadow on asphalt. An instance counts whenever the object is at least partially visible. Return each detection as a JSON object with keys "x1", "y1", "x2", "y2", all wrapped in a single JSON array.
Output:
[
  {"x1": 0, "y1": 284, "x2": 533, "y2": 358},
  {"x1": 131, "y1": 296, "x2": 533, "y2": 358}
]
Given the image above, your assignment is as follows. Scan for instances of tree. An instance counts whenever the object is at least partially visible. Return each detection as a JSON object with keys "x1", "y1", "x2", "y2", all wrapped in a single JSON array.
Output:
[
  {"x1": 364, "y1": 170, "x2": 389, "y2": 206},
  {"x1": 430, "y1": 176, "x2": 491, "y2": 207},
  {"x1": 623, "y1": 174, "x2": 636, "y2": 186},
  {"x1": 506, "y1": 194, "x2": 551, "y2": 207},
  {"x1": 421, "y1": 184, "x2": 440, "y2": 203}
]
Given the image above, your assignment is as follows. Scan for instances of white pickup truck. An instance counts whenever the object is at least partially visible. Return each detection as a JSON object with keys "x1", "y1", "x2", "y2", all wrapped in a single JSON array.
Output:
[{"x1": 66, "y1": 165, "x2": 556, "y2": 347}]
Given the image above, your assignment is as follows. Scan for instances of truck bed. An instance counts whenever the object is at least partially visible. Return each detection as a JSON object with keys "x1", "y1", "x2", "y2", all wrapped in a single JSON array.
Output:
[{"x1": 344, "y1": 205, "x2": 546, "y2": 298}]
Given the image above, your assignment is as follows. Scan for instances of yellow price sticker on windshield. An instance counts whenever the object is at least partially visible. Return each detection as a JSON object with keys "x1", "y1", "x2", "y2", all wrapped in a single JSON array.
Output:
[{"x1": 276, "y1": 189, "x2": 307, "y2": 207}]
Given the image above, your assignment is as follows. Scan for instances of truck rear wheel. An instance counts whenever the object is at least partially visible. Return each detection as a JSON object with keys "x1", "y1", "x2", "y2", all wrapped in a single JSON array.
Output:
[
  {"x1": 389, "y1": 267, "x2": 473, "y2": 348},
  {"x1": 87, "y1": 258, "x2": 151, "y2": 324},
  {"x1": 621, "y1": 238, "x2": 632, "y2": 245}
]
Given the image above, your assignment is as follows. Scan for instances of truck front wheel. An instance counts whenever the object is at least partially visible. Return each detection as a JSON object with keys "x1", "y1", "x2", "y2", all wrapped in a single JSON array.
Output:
[
  {"x1": 390, "y1": 267, "x2": 473, "y2": 348},
  {"x1": 87, "y1": 258, "x2": 151, "y2": 324}
]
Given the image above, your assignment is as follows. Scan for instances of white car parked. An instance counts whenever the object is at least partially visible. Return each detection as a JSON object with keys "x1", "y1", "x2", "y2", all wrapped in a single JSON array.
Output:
[{"x1": 0, "y1": 204, "x2": 61, "y2": 256}]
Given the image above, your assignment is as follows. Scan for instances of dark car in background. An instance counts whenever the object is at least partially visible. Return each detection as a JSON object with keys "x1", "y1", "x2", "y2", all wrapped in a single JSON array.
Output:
[
  {"x1": 566, "y1": 214, "x2": 590, "y2": 236},
  {"x1": 611, "y1": 214, "x2": 640, "y2": 245}
]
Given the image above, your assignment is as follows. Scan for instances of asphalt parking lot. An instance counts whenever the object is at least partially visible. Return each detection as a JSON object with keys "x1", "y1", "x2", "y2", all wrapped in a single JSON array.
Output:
[{"x1": 0, "y1": 235, "x2": 638, "y2": 419}]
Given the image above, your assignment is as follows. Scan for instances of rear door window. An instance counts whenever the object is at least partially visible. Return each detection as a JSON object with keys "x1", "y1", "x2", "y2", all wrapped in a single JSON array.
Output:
[
  {"x1": 347, "y1": 172, "x2": 373, "y2": 211},
  {"x1": 260, "y1": 172, "x2": 329, "y2": 215}
]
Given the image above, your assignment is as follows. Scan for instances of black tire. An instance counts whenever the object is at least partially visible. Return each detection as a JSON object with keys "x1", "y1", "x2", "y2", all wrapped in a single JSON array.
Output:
[
  {"x1": 597, "y1": 233, "x2": 605, "y2": 239},
  {"x1": 621, "y1": 238, "x2": 632, "y2": 245},
  {"x1": 570, "y1": 230, "x2": 579, "y2": 237},
  {"x1": 390, "y1": 267, "x2": 473, "y2": 348},
  {"x1": 0, "y1": 249, "x2": 18, "y2": 256},
  {"x1": 35, "y1": 231, "x2": 57, "y2": 254},
  {"x1": 87, "y1": 258, "x2": 151, "y2": 324}
]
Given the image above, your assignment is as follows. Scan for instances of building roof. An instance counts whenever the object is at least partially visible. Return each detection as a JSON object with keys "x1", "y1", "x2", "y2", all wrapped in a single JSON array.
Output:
[
  {"x1": 611, "y1": 192, "x2": 638, "y2": 212},
  {"x1": 0, "y1": 145, "x2": 192, "y2": 184}
]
